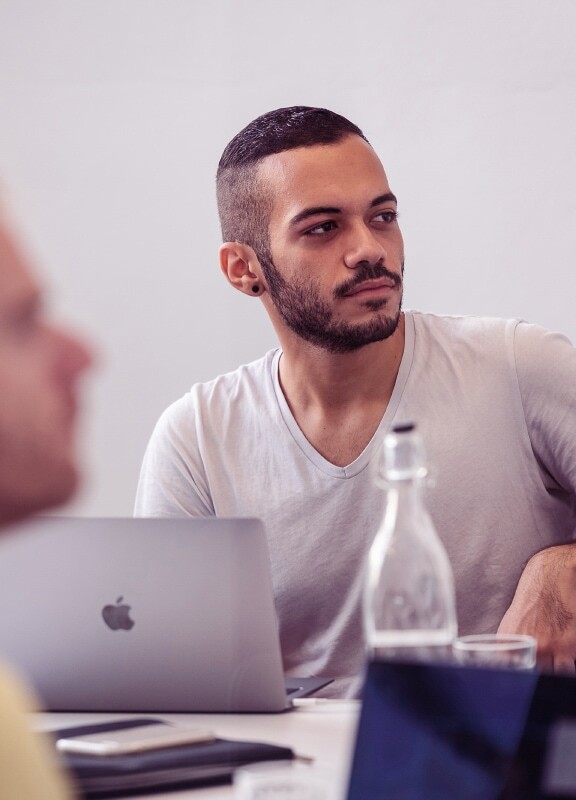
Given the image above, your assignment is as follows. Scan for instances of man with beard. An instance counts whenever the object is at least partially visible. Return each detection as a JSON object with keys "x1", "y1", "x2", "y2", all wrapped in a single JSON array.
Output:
[
  {"x1": 0, "y1": 210, "x2": 91, "y2": 796},
  {"x1": 135, "y1": 106, "x2": 576, "y2": 695}
]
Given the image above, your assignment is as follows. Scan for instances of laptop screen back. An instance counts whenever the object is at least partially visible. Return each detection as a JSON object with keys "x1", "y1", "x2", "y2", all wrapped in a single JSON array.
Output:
[
  {"x1": 347, "y1": 659, "x2": 576, "y2": 799},
  {"x1": 0, "y1": 516, "x2": 291, "y2": 712}
]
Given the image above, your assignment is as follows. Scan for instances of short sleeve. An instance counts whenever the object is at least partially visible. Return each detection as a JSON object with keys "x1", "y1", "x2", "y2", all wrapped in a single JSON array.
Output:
[
  {"x1": 514, "y1": 322, "x2": 576, "y2": 496},
  {"x1": 134, "y1": 397, "x2": 214, "y2": 518}
]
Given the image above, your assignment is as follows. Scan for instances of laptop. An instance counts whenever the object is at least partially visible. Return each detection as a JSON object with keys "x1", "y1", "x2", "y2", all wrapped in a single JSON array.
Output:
[
  {"x1": 0, "y1": 516, "x2": 331, "y2": 712},
  {"x1": 347, "y1": 658, "x2": 576, "y2": 799}
]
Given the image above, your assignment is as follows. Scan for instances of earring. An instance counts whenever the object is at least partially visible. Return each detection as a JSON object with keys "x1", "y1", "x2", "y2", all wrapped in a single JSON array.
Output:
[{"x1": 251, "y1": 285, "x2": 260, "y2": 294}]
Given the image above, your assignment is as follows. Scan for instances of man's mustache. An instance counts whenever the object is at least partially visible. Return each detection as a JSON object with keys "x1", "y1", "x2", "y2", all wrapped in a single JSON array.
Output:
[{"x1": 334, "y1": 261, "x2": 403, "y2": 299}]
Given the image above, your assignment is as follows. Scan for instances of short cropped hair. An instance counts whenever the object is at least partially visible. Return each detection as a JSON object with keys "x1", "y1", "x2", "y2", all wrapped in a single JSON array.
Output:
[{"x1": 216, "y1": 106, "x2": 369, "y2": 258}]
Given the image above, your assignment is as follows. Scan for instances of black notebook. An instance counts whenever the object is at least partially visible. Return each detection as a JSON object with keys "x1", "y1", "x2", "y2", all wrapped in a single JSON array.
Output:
[{"x1": 52, "y1": 718, "x2": 295, "y2": 797}]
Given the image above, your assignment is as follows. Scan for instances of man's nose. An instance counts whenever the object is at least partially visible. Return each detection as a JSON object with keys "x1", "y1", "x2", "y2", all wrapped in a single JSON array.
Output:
[
  {"x1": 343, "y1": 223, "x2": 387, "y2": 269},
  {"x1": 52, "y1": 326, "x2": 94, "y2": 381}
]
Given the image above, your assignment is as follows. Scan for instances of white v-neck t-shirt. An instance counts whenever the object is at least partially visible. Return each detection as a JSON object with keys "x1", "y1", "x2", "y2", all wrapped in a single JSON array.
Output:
[{"x1": 135, "y1": 311, "x2": 576, "y2": 696}]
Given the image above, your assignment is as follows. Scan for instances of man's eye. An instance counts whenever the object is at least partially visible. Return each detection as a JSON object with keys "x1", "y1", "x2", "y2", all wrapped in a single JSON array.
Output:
[
  {"x1": 10, "y1": 307, "x2": 38, "y2": 336},
  {"x1": 305, "y1": 221, "x2": 337, "y2": 236},
  {"x1": 374, "y1": 210, "x2": 398, "y2": 224}
]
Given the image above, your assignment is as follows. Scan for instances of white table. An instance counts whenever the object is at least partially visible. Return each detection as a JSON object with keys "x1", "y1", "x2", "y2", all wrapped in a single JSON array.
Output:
[{"x1": 35, "y1": 698, "x2": 360, "y2": 799}]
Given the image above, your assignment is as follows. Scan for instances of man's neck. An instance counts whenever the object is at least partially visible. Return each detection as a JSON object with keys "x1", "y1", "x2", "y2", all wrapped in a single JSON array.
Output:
[{"x1": 276, "y1": 314, "x2": 406, "y2": 466}]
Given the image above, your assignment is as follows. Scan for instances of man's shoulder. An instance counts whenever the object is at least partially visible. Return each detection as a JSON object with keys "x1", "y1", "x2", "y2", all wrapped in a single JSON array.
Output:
[
  {"x1": 408, "y1": 310, "x2": 573, "y2": 352},
  {"x1": 0, "y1": 660, "x2": 35, "y2": 712},
  {"x1": 407, "y1": 309, "x2": 524, "y2": 352},
  {"x1": 159, "y1": 348, "x2": 279, "y2": 426},
  {"x1": 190, "y1": 348, "x2": 279, "y2": 396},
  {"x1": 0, "y1": 660, "x2": 75, "y2": 799},
  {"x1": 408, "y1": 309, "x2": 518, "y2": 335}
]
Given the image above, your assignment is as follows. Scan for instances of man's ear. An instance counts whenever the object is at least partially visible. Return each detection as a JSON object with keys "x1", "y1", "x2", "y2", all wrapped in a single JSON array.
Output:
[{"x1": 219, "y1": 242, "x2": 264, "y2": 296}]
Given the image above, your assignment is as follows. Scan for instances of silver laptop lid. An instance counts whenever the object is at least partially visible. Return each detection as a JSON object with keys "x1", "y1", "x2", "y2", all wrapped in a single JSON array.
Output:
[{"x1": 0, "y1": 517, "x2": 290, "y2": 712}]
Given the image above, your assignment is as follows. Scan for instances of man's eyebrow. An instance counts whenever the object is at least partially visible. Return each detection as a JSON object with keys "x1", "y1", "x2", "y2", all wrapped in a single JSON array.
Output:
[
  {"x1": 289, "y1": 207, "x2": 342, "y2": 227},
  {"x1": 289, "y1": 193, "x2": 398, "y2": 228},
  {"x1": 370, "y1": 192, "x2": 397, "y2": 207}
]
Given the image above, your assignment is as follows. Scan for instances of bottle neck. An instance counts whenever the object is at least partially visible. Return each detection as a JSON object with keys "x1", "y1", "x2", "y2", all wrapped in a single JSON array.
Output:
[
  {"x1": 387, "y1": 475, "x2": 425, "y2": 500},
  {"x1": 384, "y1": 476, "x2": 427, "y2": 527}
]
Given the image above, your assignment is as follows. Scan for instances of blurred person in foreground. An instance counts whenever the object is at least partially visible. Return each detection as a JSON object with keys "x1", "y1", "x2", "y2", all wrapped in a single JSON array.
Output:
[{"x1": 0, "y1": 208, "x2": 91, "y2": 798}]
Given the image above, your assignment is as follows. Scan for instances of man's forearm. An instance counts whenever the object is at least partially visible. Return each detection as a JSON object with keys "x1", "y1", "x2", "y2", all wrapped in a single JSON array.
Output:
[{"x1": 498, "y1": 541, "x2": 576, "y2": 671}]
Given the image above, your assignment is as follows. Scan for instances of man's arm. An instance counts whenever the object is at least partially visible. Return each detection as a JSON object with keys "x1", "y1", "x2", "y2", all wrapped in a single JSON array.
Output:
[
  {"x1": 498, "y1": 543, "x2": 576, "y2": 671},
  {"x1": 497, "y1": 322, "x2": 576, "y2": 670}
]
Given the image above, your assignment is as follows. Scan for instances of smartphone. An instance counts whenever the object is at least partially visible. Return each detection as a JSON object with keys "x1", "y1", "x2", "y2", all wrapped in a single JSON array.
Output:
[{"x1": 56, "y1": 718, "x2": 215, "y2": 756}]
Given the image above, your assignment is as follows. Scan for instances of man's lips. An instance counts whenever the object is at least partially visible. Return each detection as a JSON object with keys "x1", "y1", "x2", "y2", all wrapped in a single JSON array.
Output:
[
  {"x1": 59, "y1": 391, "x2": 79, "y2": 428},
  {"x1": 342, "y1": 277, "x2": 398, "y2": 297}
]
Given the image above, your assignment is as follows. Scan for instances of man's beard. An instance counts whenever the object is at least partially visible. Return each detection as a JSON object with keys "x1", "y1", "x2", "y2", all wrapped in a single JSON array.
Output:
[{"x1": 259, "y1": 255, "x2": 403, "y2": 353}]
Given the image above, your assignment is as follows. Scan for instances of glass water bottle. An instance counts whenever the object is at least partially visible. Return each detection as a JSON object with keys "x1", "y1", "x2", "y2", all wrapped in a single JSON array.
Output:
[{"x1": 363, "y1": 421, "x2": 458, "y2": 662}]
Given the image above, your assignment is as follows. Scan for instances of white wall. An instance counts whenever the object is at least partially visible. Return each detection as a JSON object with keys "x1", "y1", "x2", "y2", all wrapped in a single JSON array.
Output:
[{"x1": 1, "y1": 0, "x2": 575, "y2": 515}]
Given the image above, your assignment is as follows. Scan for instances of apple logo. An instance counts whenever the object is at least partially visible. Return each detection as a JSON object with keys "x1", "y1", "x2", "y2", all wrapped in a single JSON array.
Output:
[{"x1": 101, "y1": 596, "x2": 135, "y2": 631}]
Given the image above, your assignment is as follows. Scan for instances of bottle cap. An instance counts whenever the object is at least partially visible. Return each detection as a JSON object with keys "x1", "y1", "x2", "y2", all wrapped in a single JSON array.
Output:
[{"x1": 379, "y1": 420, "x2": 428, "y2": 482}]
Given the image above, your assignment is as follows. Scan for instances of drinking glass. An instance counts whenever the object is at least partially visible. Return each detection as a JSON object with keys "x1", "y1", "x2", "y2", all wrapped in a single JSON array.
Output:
[{"x1": 452, "y1": 633, "x2": 537, "y2": 670}]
